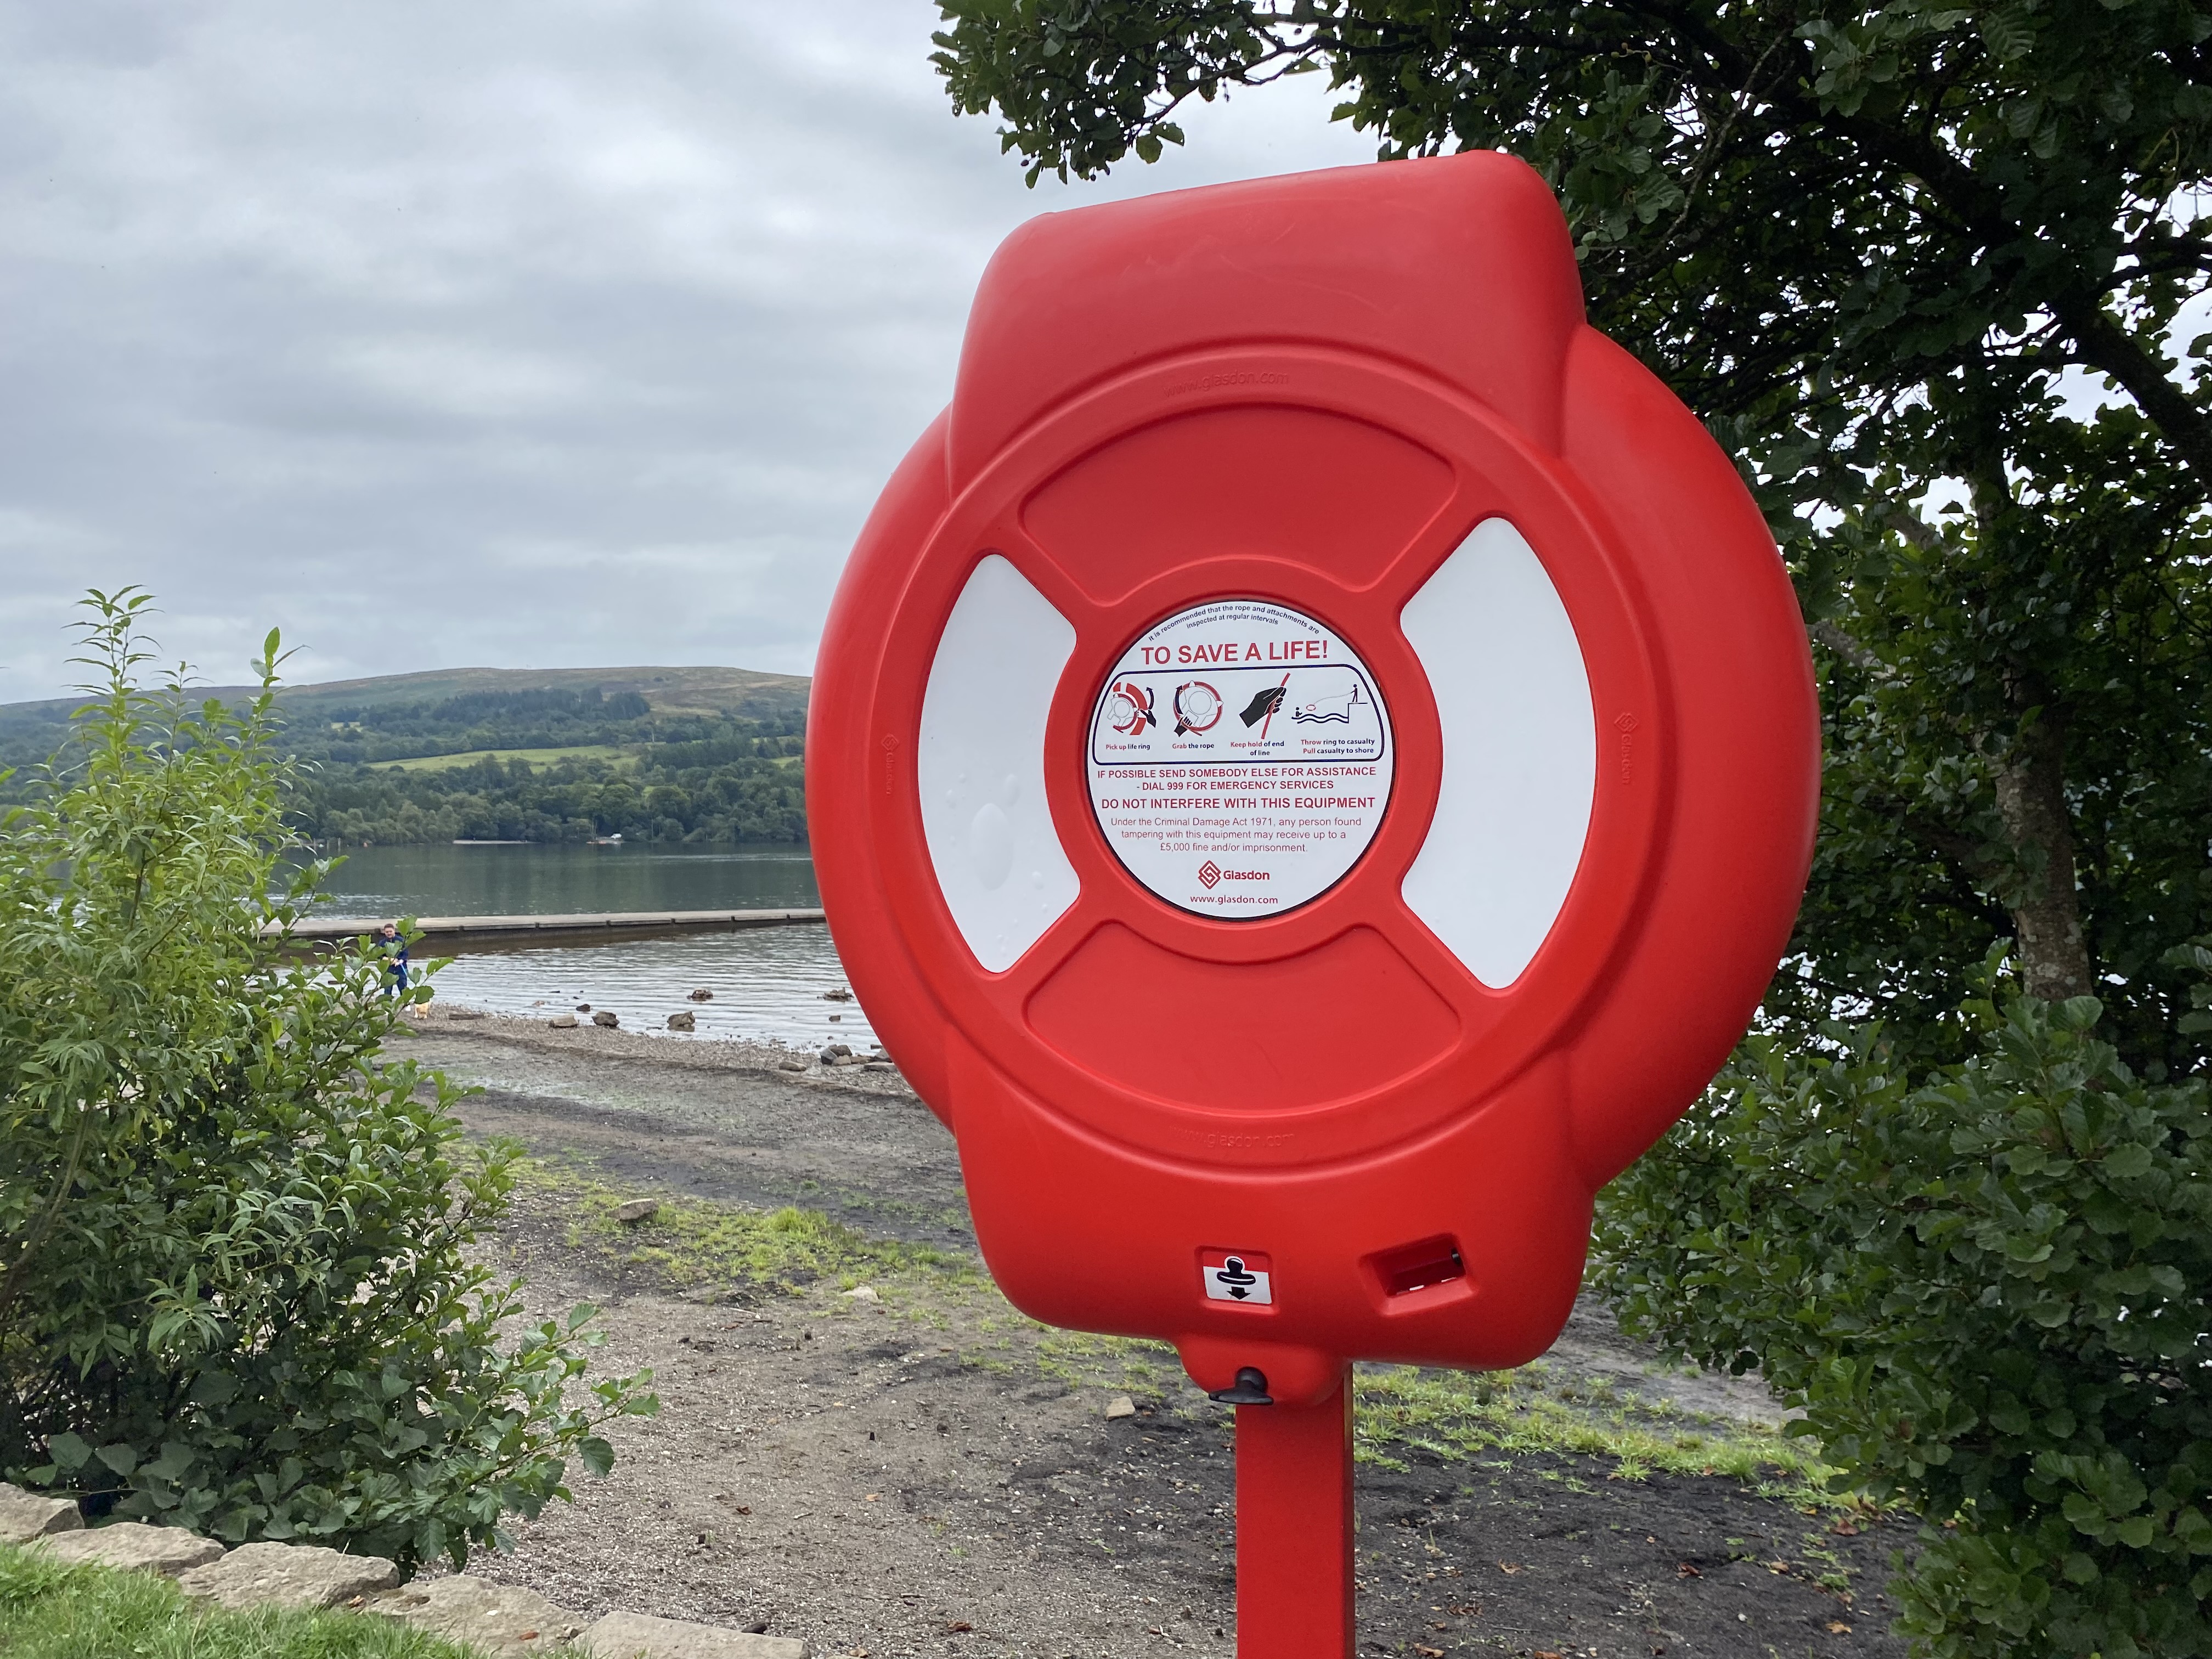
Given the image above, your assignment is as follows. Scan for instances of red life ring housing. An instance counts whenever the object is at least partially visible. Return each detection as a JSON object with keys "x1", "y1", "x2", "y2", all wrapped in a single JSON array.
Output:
[{"x1": 809, "y1": 151, "x2": 1817, "y2": 1407}]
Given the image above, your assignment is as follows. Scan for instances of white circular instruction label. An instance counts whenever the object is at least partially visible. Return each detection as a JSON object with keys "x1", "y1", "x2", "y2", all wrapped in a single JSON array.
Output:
[{"x1": 1086, "y1": 600, "x2": 1393, "y2": 919}]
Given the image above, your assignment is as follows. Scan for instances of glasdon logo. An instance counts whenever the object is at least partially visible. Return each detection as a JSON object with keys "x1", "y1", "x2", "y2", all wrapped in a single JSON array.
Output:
[
  {"x1": 1197, "y1": 860, "x2": 1221, "y2": 889},
  {"x1": 1220, "y1": 869, "x2": 1271, "y2": 881}
]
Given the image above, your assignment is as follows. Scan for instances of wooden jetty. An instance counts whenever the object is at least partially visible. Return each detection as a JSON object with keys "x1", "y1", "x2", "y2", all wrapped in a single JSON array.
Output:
[{"x1": 269, "y1": 908, "x2": 826, "y2": 953}]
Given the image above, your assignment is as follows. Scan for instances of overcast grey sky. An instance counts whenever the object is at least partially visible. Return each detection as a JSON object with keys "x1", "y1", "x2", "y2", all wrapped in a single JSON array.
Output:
[{"x1": 0, "y1": 1, "x2": 1373, "y2": 702}]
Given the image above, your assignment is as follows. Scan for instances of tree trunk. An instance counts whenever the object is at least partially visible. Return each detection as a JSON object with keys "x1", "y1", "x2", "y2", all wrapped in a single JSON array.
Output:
[
  {"x1": 1970, "y1": 461, "x2": 2095, "y2": 1004},
  {"x1": 1992, "y1": 702, "x2": 2093, "y2": 1002}
]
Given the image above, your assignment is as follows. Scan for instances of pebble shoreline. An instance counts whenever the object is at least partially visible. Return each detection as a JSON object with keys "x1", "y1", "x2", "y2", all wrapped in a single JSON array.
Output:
[{"x1": 396, "y1": 1003, "x2": 915, "y2": 1094}]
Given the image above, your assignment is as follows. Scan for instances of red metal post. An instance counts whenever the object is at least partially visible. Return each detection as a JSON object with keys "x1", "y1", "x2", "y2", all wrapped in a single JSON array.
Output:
[{"x1": 1235, "y1": 1367, "x2": 1355, "y2": 1658}]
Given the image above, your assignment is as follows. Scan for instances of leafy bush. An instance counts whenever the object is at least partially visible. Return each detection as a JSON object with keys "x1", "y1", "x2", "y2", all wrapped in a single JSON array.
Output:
[
  {"x1": 1592, "y1": 955, "x2": 2212, "y2": 1657},
  {"x1": 0, "y1": 592, "x2": 654, "y2": 1571}
]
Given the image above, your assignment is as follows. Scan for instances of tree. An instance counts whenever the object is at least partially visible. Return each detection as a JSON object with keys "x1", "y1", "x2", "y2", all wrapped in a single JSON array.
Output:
[
  {"x1": 930, "y1": 7, "x2": 2212, "y2": 1652},
  {"x1": 0, "y1": 592, "x2": 655, "y2": 1571},
  {"x1": 929, "y1": 0, "x2": 2212, "y2": 1065},
  {"x1": 1593, "y1": 966, "x2": 2212, "y2": 1657}
]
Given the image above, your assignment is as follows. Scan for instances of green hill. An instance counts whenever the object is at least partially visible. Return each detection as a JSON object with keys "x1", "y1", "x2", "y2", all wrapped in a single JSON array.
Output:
[
  {"x1": 0, "y1": 665, "x2": 813, "y2": 847},
  {"x1": 0, "y1": 664, "x2": 808, "y2": 766}
]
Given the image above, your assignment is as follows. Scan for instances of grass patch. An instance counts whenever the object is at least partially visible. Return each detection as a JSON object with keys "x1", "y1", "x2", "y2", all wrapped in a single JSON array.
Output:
[
  {"x1": 0, "y1": 1544, "x2": 482, "y2": 1659},
  {"x1": 1352, "y1": 1362, "x2": 1838, "y2": 1504},
  {"x1": 516, "y1": 1160, "x2": 971, "y2": 1297},
  {"x1": 380, "y1": 745, "x2": 635, "y2": 773},
  {"x1": 1032, "y1": 1327, "x2": 1180, "y2": 1395}
]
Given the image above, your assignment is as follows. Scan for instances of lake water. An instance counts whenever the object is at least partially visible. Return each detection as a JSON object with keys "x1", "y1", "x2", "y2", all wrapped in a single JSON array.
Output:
[
  {"x1": 312, "y1": 844, "x2": 874, "y2": 1050},
  {"x1": 313, "y1": 842, "x2": 823, "y2": 916}
]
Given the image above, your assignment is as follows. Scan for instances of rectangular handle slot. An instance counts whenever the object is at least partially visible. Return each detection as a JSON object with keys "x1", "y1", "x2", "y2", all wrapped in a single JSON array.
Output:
[{"x1": 1367, "y1": 1235, "x2": 1466, "y2": 1299}]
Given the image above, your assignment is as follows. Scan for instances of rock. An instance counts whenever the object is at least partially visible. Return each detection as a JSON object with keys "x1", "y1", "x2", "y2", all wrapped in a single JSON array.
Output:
[
  {"x1": 826, "y1": 1014, "x2": 842, "y2": 1023},
  {"x1": 613, "y1": 1199, "x2": 661, "y2": 1225},
  {"x1": 1104, "y1": 1395, "x2": 1138, "y2": 1420},
  {"x1": 777, "y1": 1058, "x2": 808, "y2": 1073},
  {"x1": 37, "y1": 1522, "x2": 223, "y2": 1577},
  {"x1": 579, "y1": 1610, "x2": 811, "y2": 1658},
  {"x1": 369, "y1": 1573, "x2": 578, "y2": 1656},
  {"x1": 0, "y1": 1482, "x2": 81, "y2": 1544},
  {"x1": 666, "y1": 1011, "x2": 696, "y2": 1032},
  {"x1": 820, "y1": 988, "x2": 854, "y2": 1002},
  {"x1": 817, "y1": 1043, "x2": 851, "y2": 1063},
  {"x1": 177, "y1": 1541, "x2": 398, "y2": 1610},
  {"x1": 688, "y1": 989, "x2": 714, "y2": 1002},
  {"x1": 592, "y1": 1010, "x2": 619, "y2": 1029},
  {"x1": 862, "y1": 1062, "x2": 897, "y2": 1074},
  {"x1": 843, "y1": 1284, "x2": 880, "y2": 1303},
  {"x1": 549, "y1": 1013, "x2": 579, "y2": 1029},
  {"x1": 445, "y1": 1008, "x2": 487, "y2": 1021}
]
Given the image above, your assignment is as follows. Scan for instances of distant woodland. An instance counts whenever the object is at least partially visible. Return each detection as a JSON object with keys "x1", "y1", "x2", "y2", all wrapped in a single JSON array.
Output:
[{"x1": 0, "y1": 668, "x2": 811, "y2": 846}]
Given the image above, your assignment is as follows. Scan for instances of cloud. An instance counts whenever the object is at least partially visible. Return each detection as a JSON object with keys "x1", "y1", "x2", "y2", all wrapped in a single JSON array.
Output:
[{"x1": 0, "y1": 0, "x2": 1374, "y2": 701}]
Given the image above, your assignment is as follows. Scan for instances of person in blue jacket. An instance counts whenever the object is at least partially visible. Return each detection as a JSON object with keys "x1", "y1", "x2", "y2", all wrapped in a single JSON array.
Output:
[{"x1": 375, "y1": 921, "x2": 410, "y2": 996}]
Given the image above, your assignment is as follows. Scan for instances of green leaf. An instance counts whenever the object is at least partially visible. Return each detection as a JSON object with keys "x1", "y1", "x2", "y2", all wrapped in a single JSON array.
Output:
[
  {"x1": 46, "y1": 1435, "x2": 91, "y2": 1473},
  {"x1": 145, "y1": 1443, "x2": 196, "y2": 1482},
  {"x1": 2102, "y1": 1143, "x2": 2153, "y2": 1178}
]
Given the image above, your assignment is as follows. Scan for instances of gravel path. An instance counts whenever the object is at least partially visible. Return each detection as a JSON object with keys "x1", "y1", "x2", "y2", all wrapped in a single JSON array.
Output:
[{"x1": 392, "y1": 1011, "x2": 1911, "y2": 1659}]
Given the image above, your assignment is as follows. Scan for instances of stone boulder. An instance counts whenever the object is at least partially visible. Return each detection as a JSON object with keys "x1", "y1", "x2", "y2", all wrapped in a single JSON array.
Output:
[
  {"x1": 549, "y1": 1013, "x2": 579, "y2": 1028},
  {"x1": 369, "y1": 1573, "x2": 579, "y2": 1656},
  {"x1": 0, "y1": 1482, "x2": 81, "y2": 1545},
  {"x1": 613, "y1": 1199, "x2": 661, "y2": 1225},
  {"x1": 177, "y1": 1541, "x2": 398, "y2": 1610},
  {"x1": 666, "y1": 1010, "x2": 696, "y2": 1032},
  {"x1": 592, "y1": 1010, "x2": 619, "y2": 1029},
  {"x1": 579, "y1": 1610, "x2": 811, "y2": 1658},
  {"x1": 36, "y1": 1522, "x2": 222, "y2": 1577},
  {"x1": 687, "y1": 989, "x2": 714, "y2": 1002}
]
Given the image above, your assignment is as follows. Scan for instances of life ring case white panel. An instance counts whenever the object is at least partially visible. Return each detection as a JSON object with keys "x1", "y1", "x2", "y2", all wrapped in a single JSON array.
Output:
[
  {"x1": 1400, "y1": 518, "x2": 1596, "y2": 986},
  {"x1": 918, "y1": 555, "x2": 1082, "y2": 971}
]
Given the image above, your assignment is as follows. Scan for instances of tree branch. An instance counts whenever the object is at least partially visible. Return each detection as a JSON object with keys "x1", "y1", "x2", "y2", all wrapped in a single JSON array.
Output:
[
  {"x1": 1810, "y1": 619, "x2": 1883, "y2": 672},
  {"x1": 2052, "y1": 300, "x2": 2212, "y2": 487}
]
